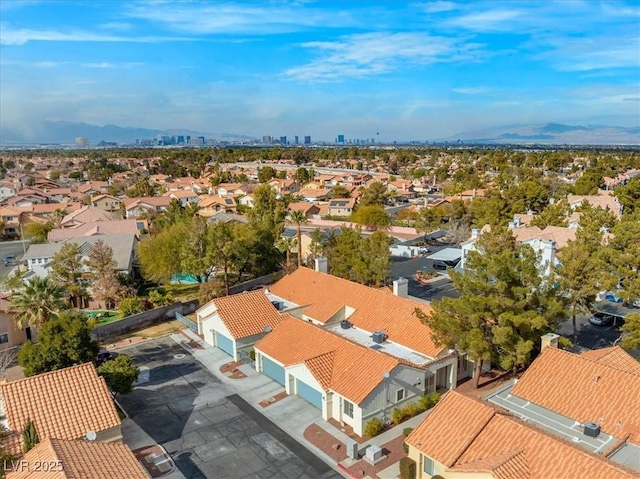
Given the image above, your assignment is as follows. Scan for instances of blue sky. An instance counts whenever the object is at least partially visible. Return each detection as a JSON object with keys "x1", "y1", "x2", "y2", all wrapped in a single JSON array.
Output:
[{"x1": 1, "y1": 0, "x2": 639, "y2": 141}]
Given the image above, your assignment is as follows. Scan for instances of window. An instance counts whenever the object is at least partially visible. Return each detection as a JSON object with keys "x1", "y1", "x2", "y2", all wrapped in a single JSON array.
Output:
[
  {"x1": 343, "y1": 399, "x2": 354, "y2": 418},
  {"x1": 0, "y1": 333, "x2": 8, "y2": 344},
  {"x1": 423, "y1": 455, "x2": 435, "y2": 475},
  {"x1": 395, "y1": 388, "x2": 405, "y2": 402},
  {"x1": 425, "y1": 375, "x2": 435, "y2": 393},
  {"x1": 458, "y1": 354, "x2": 468, "y2": 374}
]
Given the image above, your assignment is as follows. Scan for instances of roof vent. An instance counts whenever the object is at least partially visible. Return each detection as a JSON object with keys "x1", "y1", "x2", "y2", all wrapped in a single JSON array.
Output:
[
  {"x1": 372, "y1": 331, "x2": 386, "y2": 344},
  {"x1": 340, "y1": 320, "x2": 352, "y2": 329},
  {"x1": 584, "y1": 422, "x2": 600, "y2": 438}
]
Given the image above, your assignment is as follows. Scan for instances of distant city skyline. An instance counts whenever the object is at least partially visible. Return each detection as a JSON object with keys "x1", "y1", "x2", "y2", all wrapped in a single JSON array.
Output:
[{"x1": 1, "y1": 1, "x2": 639, "y2": 144}]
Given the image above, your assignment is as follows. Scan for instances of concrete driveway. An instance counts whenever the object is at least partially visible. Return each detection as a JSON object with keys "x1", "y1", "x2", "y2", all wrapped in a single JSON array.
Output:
[{"x1": 116, "y1": 337, "x2": 340, "y2": 479}]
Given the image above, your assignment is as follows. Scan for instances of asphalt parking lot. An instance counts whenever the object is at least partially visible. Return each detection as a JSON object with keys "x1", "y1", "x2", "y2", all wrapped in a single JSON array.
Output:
[
  {"x1": 116, "y1": 337, "x2": 340, "y2": 479},
  {"x1": 390, "y1": 245, "x2": 461, "y2": 303}
]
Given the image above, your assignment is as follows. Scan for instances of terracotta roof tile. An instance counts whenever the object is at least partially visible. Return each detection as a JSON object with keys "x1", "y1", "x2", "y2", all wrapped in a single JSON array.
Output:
[
  {"x1": 47, "y1": 219, "x2": 139, "y2": 241},
  {"x1": 407, "y1": 391, "x2": 637, "y2": 479},
  {"x1": 0, "y1": 363, "x2": 121, "y2": 442},
  {"x1": 269, "y1": 268, "x2": 444, "y2": 358},
  {"x1": 206, "y1": 290, "x2": 286, "y2": 339},
  {"x1": 406, "y1": 391, "x2": 496, "y2": 467},
  {"x1": 580, "y1": 346, "x2": 640, "y2": 375},
  {"x1": 256, "y1": 317, "x2": 399, "y2": 404},
  {"x1": 450, "y1": 449, "x2": 530, "y2": 479},
  {"x1": 511, "y1": 347, "x2": 640, "y2": 446},
  {"x1": 7, "y1": 438, "x2": 148, "y2": 479}
]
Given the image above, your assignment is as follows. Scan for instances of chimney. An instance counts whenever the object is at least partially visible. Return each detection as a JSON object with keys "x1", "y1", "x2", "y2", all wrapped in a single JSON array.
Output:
[
  {"x1": 314, "y1": 257, "x2": 328, "y2": 274},
  {"x1": 393, "y1": 277, "x2": 409, "y2": 297},
  {"x1": 471, "y1": 228, "x2": 481, "y2": 239},
  {"x1": 541, "y1": 333, "x2": 559, "y2": 351}
]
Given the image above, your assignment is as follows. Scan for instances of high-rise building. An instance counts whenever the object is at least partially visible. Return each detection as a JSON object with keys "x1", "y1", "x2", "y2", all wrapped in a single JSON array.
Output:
[
  {"x1": 304, "y1": 135, "x2": 311, "y2": 145},
  {"x1": 262, "y1": 135, "x2": 272, "y2": 144},
  {"x1": 280, "y1": 136, "x2": 287, "y2": 145},
  {"x1": 294, "y1": 136, "x2": 299, "y2": 145},
  {"x1": 337, "y1": 134, "x2": 345, "y2": 144},
  {"x1": 75, "y1": 137, "x2": 89, "y2": 147}
]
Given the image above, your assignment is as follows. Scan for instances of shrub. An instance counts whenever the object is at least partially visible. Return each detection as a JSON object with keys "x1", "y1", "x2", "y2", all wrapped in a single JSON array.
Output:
[
  {"x1": 403, "y1": 427, "x2": 414, "y2": 437},
  {"x1": 364, "y1": 417, "x2": 384, "y2": 437},
  {"x1": 119, "y1": 297, "x2": 144, "y2": 317},
  {"x1": 249, "y1": 350, "x2": 256, "y2": 360},
  {"x1": 148, "y1": 289, "x2": 173, "y2": 308},
  {"x1": 391, "y1": 407, "x2": 407, "y2": 425},
  {"x1": 399, "y1": 457, "x2": 416, "y2": 479}
]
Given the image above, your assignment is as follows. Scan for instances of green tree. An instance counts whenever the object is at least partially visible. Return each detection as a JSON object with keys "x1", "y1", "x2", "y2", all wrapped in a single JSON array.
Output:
[
  {"x1": 118, "y1": 297, "x2": 144, "y2": 317},
  {"x1": 530, "y1": 200, "x2": 570, "y2": 228},
  {"x1": 352, "y1": 231, "x2": 393, "y2": 287},
  {"x1": 0, "y1": 425, "x2": 14, "y2": 477},
  {"x1": 257, "y1": 166, "x2": 276, "y2": 183},
  {"x1": 22, "y1": 419, "x2": 39, "y2": 454},
  {"x1": 126, "y1": 178, "x2": 158, "y2": 198},
  {"x1": 326, "y1": 227, "x2": 362, "y2": 280},
  {"x1": 179, "y1": 216, "x2": 214, "y2": 283},
  {"x1": 206, "y1": 221, "x2": 240, "y2": 295},
  {"x1": 97, "y1": 354, "x2": 140, "y2": 397},
  {"x1": 276, "y1": 236, "x2": 297, "y2": 273},
  {"x1": 607, "y1": 211, "x2": 640, "y2": 305},
  {"x1": 84, "y1": 240, "x2": 126, "y2": 308},
  {"x1": 307, "y1": 228, "x2": 326, "y2": 265},
  {"x1": 417, "y1": 227, "x2": 565, "y2": 388},
  {"x1": 288, "y1": 210, "x2": 308, "y2": 267},
  {"x1": 138, "y1": 226, "x2": 184, "y2": 283},
  {"x1": 50, "y1": 243, "x2": 86, "y2": 307},
  {"x1": 23, "y1": 222, "x2": 53, "y2": 244},
  {"x1": 351, "y1": 205, "x2": 391, "y2": 231},
  {"x1": 330, "y1": 185, "x2": 351, "y2": 199},
  {"x1": 8, "y1": 277, "x2": 68, "y2": 330},
  {"x1": 294, "y1": 167, "x2": 311, "y2": 184},
  {"x1": 18, "y1": 312, "x2": 99, "y2": 376},
  {"x1": 360, "y1": 181, "x2": 388, "y2": 206},
  {"x1": 572, "y1": 170, "x2": 603, "y2": 195},
  {"x1": 619, "y1": 312, "x2": 640, "y2": 350},
  {"x1": 615, "y1": 176, "x2": 640, "y2": 213}
]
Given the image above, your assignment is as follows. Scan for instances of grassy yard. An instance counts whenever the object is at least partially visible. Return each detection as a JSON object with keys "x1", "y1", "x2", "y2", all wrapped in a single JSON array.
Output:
[{"x1": 84, "y1": 310, "x2": 122, "y2": 327}]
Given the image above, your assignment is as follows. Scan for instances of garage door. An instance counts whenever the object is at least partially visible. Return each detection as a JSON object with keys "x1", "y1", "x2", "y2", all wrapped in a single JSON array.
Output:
[
  {"x1": 262, "y1": 356, "x2": 285, "y2": 385},
  {"x1": 296, "y1": 379, "x2": 323, "y2": 409},
  {"x1": 215, "y1": 331, "x2": 234, "y2": 357}
]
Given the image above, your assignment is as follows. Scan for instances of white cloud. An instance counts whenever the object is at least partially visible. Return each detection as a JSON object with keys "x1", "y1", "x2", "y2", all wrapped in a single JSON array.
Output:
[
  {"x1": 419, "y1": 1, "x2": 458, "y2": 13},
  {"x1": 452, "y1": 87, "x2": 489, "y2": 95},
  {"x1": 285, "y1": 32, "x2": 484, "y2": 82},
  {"x1": 125, "y1": 1, "x2": 356, "y2": 35},
  {"x1": 443, "y1": 8, "x2": 524, "y2": 31},
  {"x1": 0, "y1": 26, "x2": 191, "y2": 45}
]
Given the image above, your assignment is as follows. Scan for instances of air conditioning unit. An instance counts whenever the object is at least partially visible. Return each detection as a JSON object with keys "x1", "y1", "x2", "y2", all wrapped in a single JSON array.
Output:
[
  {"x1": 584, "y1": 422, "x2": 600, "y2": 438},
  {"x1": 340, "y1": 320, "x2": 352, "y2": 329},
  {"x1": 372, "y1": 331, "x2": 386, "y2": 344}
]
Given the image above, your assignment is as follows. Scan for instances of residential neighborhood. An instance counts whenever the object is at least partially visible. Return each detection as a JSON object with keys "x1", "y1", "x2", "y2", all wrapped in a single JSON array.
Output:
[{"x1": 0, "y1": 145, "x2": 639, "y2": 478}]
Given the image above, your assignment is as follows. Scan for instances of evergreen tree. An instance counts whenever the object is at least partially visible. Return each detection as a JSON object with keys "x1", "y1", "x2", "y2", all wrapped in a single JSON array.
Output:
[{"x1": 22, "y1": 419, "x2": 39, "y2": 454}]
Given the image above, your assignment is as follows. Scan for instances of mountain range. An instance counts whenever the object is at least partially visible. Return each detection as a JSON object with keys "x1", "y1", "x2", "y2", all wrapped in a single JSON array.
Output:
[
  {"x1": 443, "y1": 123, "x2": 639, "y2": 145},
  {"x1": 0, "y1": 121, "x2": 255, "y2": 145},
  {"x1": 0, "y1": 120, "x2": 638, "y2": 146}
]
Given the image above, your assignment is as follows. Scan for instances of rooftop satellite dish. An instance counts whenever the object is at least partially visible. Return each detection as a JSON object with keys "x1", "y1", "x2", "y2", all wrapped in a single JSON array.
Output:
[
  {"x1": 85, "y1": 430, "x2": 97, "y2": 441},
  {"x1": 263, "y1": 325, "x2": 272, "y2": 333},
  {"x1": 383, "y1": 372, "x2": 390, "y2": 379}
]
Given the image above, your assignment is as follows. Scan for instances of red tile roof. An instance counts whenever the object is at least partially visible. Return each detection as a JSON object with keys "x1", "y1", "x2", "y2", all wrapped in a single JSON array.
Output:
[
  {"x1": 269, "y1": 268, "x2": 444, "y2": 358},
  {"x1": 406, "y1": 391, "x2": 637, "y2": 479},
  {"x1": 511, "y1": 347, "x2": 640, "y2": 446},
  {"x1": 6, "y1": 438, "x2": 148, "y2": 479},
  {"x1": 203, "y1": 290, "x2": 286, "y2": 340},
  {"x1": 580, "y1": 346, "x2": 640, "y2": 375},
  {"x1": 256, "y1": 316, "x2": 400, "y2": 404},
  {"x1": 0, "y1": 363, "x2": 121, "y2": 442}
]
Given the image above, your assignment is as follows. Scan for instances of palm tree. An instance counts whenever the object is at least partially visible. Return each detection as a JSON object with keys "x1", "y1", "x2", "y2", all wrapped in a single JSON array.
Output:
[
  {"x1": 288, "y1": 210, "x2": 308, "y2": 267},
  {"x1": 276, "y1": 237, "x2": 297, "y2": 274},
  {"x1": 8, "y1": 277, "x2": 68, "y2": 331}
]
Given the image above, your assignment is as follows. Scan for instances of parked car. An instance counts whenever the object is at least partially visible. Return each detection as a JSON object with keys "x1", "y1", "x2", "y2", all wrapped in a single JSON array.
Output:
[
  {"x1": 96, "y1": 349, "x2": 113, "y2": 366},
  {"x1": 589, "y1": 312, "x2": 615, "y2": 326},
  {"x1": 3, "y1": 255, "x2": 16, "y2": 266}
]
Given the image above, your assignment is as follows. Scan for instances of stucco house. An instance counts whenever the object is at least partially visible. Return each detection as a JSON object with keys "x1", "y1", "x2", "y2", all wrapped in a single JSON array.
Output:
[
  {"x1": 406, "y1": 343, "x2": 640, "y2": 478},
  {"x1": 0, "y1": 363, "x2": 123, "y2": 456},
  {"x1": 197, "y1": 263, "x2": 467, "y2": 436}
]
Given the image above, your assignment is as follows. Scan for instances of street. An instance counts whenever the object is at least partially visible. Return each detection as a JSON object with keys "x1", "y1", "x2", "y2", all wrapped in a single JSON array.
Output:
[{"x1": 0, "y1": 240, "x2": 28, "y2": 279}]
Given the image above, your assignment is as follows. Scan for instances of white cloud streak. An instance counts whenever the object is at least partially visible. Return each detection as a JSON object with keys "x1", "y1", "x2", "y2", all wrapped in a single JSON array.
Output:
[
  {"x1": 285, "y1": 32, "x2": 485, "y2": 82},
  {"x1": 0, "y1": 26, "x2": 192, "y2": 45},
  {"x1": 125, "y1": 1, "x2": 356, "y2": 35}
]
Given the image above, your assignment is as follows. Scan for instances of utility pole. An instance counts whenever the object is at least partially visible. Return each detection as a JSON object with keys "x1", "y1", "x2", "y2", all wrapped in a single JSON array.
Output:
[{"x1": 20, "y1": 223, "x2": 27, "y2": 256}]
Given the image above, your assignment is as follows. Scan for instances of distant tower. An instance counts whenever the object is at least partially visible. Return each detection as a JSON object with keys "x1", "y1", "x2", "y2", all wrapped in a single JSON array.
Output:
[
  {"x1": 280, "y1": 136, "x2": 287, "y2": 145},
  {"x1": 75, "y1": 137, "x2": 89, "y2": 147},
  {"x1": 304, "y1": 135, "x2": 311, "y2": 145},
  {"x1": 294, "y1": 135, "x2": 299, "y2": 145},
  {"x1": 337, "y1": 134, "x2": 345, "y2": 144}
]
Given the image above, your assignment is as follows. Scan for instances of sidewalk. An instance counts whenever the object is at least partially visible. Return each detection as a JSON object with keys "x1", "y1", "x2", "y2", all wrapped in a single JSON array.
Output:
[{"x1": 173, "y1": 329, "x2": 348, "y2": 477}]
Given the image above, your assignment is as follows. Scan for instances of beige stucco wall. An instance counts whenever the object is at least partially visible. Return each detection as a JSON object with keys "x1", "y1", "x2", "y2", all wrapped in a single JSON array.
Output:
[{"x1": 0, "y1": 312, "x2": 28, "y2": 351}]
